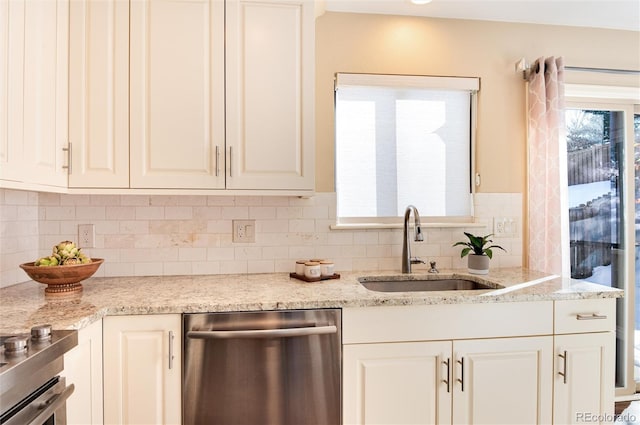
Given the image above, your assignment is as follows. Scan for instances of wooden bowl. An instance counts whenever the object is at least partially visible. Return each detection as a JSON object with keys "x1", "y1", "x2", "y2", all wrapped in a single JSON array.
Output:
[{"x1": 19, "y1": 259, "x2": 104, "y2": 294}]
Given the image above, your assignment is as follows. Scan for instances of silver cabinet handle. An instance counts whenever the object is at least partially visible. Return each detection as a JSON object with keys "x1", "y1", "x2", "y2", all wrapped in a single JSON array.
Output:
[
  {"x1": 215, "y1": 145, "x2": 220, "y2": 177},
  {"x1": 168, "y1": 330, "x2": 175, "y2": 370},
  {"x1": 187, "y1": 325, "x2": 337, "y2": 340},
  {"x1": 558, "y1": 350, "x2": 567, "y2": 384},
  {"x1": 229, "y1": 146, "x2": 233, "y2": 177},
  {"x1": 442, "y1": 358, "x2": 451, "y2": 393},
  {"x1": 576, "y1": 313, "x2": 607, "y2": 320},
  {"x1": 457, "y1": 358, "x2": 464, "y2": 392},
  {"x1": 62, "y1": 143, "x2": 72, "y2": 173}
]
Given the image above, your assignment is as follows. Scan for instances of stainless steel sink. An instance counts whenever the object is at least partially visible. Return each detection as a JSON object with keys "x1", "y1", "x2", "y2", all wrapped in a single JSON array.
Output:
[{"x1": 358, "y1": 277, "x2": 502, "y2": 292}]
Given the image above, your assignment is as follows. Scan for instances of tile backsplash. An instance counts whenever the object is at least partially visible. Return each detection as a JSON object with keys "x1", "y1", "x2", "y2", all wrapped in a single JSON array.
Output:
[{"x1": 0, "y1": 189, "x2": 522, "y2": 288}]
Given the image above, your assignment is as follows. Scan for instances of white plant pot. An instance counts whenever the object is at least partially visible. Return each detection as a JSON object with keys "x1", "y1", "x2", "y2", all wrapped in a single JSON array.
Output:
[{"x1": 467, "y1": 254, "x2": 490, "y2": 275}]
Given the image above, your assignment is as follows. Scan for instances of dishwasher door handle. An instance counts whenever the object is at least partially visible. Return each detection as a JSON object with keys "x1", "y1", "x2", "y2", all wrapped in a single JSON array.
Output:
[{"x1": 187, "y1": 325, "x2": 337, "y2": 340}]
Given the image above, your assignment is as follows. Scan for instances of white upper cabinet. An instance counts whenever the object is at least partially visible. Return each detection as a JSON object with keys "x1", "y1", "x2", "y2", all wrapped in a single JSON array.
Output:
[
  {"x1": 0, "y1": 0, "x2": 19, "y2": 182},
  {"x1": 129, "y1": 0, "x2": 225, "y2": 189},
  {"x1": 226, "y1": 0, "x2": 315, "y2": 190},
  {"x1": 68, "y1": 0, "x2": 129, "y2": 188},
  {"x1": 6, "y1": 0, "x2": 315, "y2": 193},
  {"x1": 1, "y1": 0, "x2": 68, "y2": 188}
]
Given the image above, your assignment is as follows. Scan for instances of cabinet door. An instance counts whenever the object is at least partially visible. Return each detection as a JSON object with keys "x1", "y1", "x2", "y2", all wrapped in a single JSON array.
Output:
[
  {"x1": 226, "y1": 0, "x2": 314, "y2": 190},
  {"x1": 130, "y1": 0, "x2": 225, "y2": 189},
  {"x1": 453, "y1": 336, "x2": 552, "y2": 425},
  {"x1": 69, "y1": 0, "x2": 129, "y2": 188},
  {"x1": 1, "y1": 0, "x2": 68, "y2": 187},
  {"x1": 0, "y1": 0, "x2": 22, "y2": 183},
  {"x1": 63, "y1": 320, "x2": 104, "y2": 425},
  {"x1": 343, "y1": 341, "x2": 452, "y2": 425},
  {"x1": 103, "y1": 314, "x2": 181, "y2": 425},
  {"x1": 553, "y1": 332, "x2": 615, "y2": 424}
]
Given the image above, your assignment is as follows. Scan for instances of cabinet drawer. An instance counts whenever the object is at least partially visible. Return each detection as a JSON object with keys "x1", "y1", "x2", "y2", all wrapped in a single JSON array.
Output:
[
  {"x1": 343, "y1": 301, "x2": 553, "y2": 344},
  {"x1": 554, "y1": 299, "x2": 616, "y2": 334}
]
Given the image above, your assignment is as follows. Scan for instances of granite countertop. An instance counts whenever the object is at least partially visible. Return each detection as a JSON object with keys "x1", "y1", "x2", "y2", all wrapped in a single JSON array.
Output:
[{"x1": 0, "y1": 268, "x2": 622, "y2": 334}]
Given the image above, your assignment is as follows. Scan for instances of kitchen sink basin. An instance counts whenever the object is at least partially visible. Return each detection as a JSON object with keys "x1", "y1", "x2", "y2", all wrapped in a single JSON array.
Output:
[{"x1": 358, "y1": 277, "x2": 502, "y2": 292}]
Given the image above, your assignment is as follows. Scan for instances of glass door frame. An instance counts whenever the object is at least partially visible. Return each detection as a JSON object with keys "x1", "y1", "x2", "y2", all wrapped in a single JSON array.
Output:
[
  {"x1": 635, "y1": 104, "x2": 639, "y2": 395},
  {"x1": 565, "y1": 98, "x2": 637, "y2": 397}
]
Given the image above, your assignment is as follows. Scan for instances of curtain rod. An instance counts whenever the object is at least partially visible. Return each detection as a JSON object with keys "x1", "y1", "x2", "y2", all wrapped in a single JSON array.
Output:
[
  {"x1": 514, "y1": 58, "x2": 640, "y2": 79},
  {"x1": 565, "y1": 66, "x2": 640, "y2": 75}
]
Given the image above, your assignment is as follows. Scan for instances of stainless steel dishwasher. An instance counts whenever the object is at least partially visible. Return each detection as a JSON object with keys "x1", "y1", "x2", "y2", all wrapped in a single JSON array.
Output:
[{"x1": 183, "y1": 309, "x2": 341, "y2": 425}]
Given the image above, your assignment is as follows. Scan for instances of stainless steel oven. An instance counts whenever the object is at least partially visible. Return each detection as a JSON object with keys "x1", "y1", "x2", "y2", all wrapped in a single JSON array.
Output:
[
  {"x1": 0, "y1": 326, "x2": 77, "y2": 425},
  {"x1": 183, "y1": 309, "x2": 341, "y2": 424}
]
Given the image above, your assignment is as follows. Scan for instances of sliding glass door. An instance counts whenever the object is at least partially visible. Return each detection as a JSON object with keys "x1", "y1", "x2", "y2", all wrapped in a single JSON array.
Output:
[{"x1": 565, "y1": 101, "x2": 638, "y2": 396}]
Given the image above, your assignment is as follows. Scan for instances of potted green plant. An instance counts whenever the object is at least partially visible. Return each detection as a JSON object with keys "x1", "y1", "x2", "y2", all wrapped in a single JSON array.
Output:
[{"x1": 453, "y1": 232, "x2": 506, "y2": 275}]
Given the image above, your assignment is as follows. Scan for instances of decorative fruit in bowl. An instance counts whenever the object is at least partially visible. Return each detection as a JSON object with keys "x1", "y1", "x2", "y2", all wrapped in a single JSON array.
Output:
[{"x1": 20, "y1": 241, "x2": 103, "y2": 295}]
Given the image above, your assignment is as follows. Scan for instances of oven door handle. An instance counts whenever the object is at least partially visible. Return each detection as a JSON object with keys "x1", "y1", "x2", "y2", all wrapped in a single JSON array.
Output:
[
  {"x1": 187, "y1": 325, "x2": 337, "y2": 339},
  {"x1": 20, "y1": 383, "x2": 75, "y2": 425}
]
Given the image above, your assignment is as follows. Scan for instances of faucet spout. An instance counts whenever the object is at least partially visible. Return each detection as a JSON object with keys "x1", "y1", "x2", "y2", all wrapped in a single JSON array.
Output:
[{"x1": 402, "y1": 205, "x2": 423, "y2": 273}]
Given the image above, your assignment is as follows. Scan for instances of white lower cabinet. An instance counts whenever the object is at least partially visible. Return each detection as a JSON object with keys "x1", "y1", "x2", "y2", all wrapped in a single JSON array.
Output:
[
  {"x1": 343, "y1": 336, "x2": 552, "y2": 425},
  {"x1": 344, "y1": 341, "x2": 452, "y2": 425},
  {"x1": 453, "y1": 336, "x2": 552, "y2": 425},
  {"x1": 553, "y1": 332, "x2": 615, "y2": 424},
  {"x1": 62, "y1": 319, "x2": 104, "y2": 425},
  {"x1": 343, "y1": 299, "x2": 615, "y2": 425},
  {"x1": 553, "y1": 299, "x2": 616, "y2": 424},
  {"x1": 103, "y1": 314, "x2": 181, "y2": 425}
]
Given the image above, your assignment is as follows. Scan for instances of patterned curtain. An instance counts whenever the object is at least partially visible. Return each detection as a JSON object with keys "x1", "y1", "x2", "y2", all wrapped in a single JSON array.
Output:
[{"x1": 527, "y1": 57, "x2": 570, "y2": 276}]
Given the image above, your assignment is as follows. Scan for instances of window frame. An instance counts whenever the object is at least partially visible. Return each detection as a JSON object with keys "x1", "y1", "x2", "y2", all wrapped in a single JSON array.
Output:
[{"x1": 333, "y1": 73, "x2": 480, "y2": 228}]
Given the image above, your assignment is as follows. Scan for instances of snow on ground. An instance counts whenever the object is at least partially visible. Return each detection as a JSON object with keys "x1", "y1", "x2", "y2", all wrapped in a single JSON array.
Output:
[
  {"x1": 568, "y1": 181, "x2": 611, "y2": 208},
  {"x1": 585, "y1": 264, "x2": 612, "y2": 286}
]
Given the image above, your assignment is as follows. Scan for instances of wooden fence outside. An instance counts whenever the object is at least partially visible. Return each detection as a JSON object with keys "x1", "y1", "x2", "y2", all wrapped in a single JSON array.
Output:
[
  {"x1": 568, "y1": 194, "x2": 613, "y2": 279},
  {"x1": 567, "y1": 144, "x2": 611, "y2": 186}
]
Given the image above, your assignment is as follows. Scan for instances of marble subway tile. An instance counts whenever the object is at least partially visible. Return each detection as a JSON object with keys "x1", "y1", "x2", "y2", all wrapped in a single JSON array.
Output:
[
  {"x1": 106, "y1": 206, "x2": 136, "y2": 220},
  {"x1": 288, "y1": 219, "x2": 315, "y2": 233},
  {"x1": 261, "y1": 196, "x2": 289, "y2": 206},
  {"x1": 179, "y1": 247, "x2": 207, "y2": 262},
  {"x1": 193, "y1": 206, "x2": 222, "y2": 220},
  {"x1": 76, "y1": 206, "x2": 106, "y2": 220},
  {"x1": 44, "y1": 206, "x2": 76, "y2": 220},
  {"x1": 165, "y1": 206, "x2": 193, "y2": 220},
  {"x1": 120, "y1": 195, "x2": 151, "y2": 206},
  {"x1": 247, "y1": 260, "x2": 275, "y2": 274},
  {"x1": 192, "y1": 261, "x2": 221, "y2": 275},
  {"x1": 2, "y1": 190, "x2": 523, "y2": 286},
  {"x1": 135, "y1": 206, "x2": 164, "y2": 220},
  {"x1": 249, "y1": 206, "x2": 277, "y2": 220},
  {"x1": 276, "y1": 206, "x2": 303, "y2": 219},
  {"x1": 221, "y1": 206, "x2": 249, "y2": 219}
]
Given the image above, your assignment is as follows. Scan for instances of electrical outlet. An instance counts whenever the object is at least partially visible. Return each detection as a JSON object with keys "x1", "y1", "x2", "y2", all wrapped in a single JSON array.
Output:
[
  {"x1": 232, "y1": 220, "x2": 256, "y2": 243},
  {"x1": 78, "y1": 224, "x2": 95, "y2": 248}
]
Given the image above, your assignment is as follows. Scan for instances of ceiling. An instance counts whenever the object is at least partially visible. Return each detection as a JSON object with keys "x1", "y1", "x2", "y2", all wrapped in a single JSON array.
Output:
[{"x1": 322, "y1": 0, "x2": 640, "y2": 31}]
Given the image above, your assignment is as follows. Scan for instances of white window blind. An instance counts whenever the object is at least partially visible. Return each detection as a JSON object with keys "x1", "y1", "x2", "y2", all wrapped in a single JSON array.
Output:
[{"x1": 335, "y1": 73, "x2": 479, "y2": 221}]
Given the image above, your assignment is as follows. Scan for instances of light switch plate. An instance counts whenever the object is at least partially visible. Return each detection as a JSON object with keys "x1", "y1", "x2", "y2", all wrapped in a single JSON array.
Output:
[
  {"x1": 493, "y1": 217, "x2": 517, "y2": 237},
  {"x1": 233, "y1": 220, "x2": 256, "y2": 243}
]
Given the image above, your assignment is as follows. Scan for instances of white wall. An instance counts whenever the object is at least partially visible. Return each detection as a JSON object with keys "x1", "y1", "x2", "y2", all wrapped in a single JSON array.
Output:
[{"x1": 0, "y1": 188, "x2": 521, "y2": 288}]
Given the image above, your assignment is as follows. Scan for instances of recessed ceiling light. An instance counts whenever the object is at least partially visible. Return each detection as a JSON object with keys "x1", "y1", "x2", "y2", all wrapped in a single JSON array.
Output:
[{"x1": 411, "y1": 0, "x2": 433, "y2": 4}]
